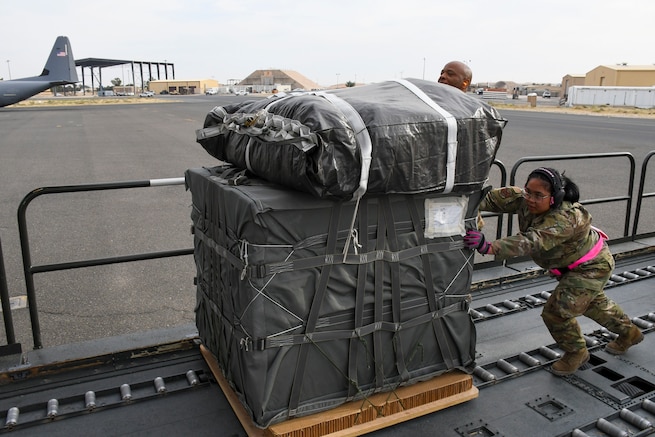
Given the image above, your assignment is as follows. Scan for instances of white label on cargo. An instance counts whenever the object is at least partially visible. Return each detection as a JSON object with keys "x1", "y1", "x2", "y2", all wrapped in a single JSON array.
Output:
[{"x1": 424, "y1": 196, "x2": 468, "y2": 238}]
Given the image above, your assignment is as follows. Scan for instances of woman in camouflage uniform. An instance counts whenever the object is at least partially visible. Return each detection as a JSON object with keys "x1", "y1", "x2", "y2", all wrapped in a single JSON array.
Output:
[{"x1": 464, "y1": 167, "x2": 643, "y2": 376}]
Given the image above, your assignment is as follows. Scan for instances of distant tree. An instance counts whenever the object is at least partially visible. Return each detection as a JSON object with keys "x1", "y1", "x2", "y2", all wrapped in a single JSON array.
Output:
[
  {"x1": 495, "y1": 81, "x2": 507, "y2": 89},
  {"x1": 111, "y1": 78, "x2": 122, "y2": 87},
  {"x1": 345, "y1": 81, "x2": 356, "y2": 87}
]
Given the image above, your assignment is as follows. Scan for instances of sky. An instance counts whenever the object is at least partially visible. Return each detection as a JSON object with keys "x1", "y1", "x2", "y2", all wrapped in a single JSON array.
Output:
[{"x1": 2, "y1": 0, "x2": 655, "y2": 88}]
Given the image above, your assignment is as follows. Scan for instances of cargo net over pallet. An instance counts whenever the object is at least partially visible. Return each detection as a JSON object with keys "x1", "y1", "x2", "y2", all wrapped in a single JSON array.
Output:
[{"x1": 186, "y1": 166, "x2": 482, "y2": 428}]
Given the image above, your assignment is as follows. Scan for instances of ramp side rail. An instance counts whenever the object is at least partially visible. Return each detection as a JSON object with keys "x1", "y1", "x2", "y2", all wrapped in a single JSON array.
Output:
[
  {"x1": 0, "y1": 237, "x2": 16, "y2": 345},
  {"x1": 632, "y1": 150, "x2": 655, "y2": 238},
  {"x1": 17, "y1": 177, "x2": 191, "y2": 350},
  {"x1": 507, "y1": 153, "x2": 635, "y2": 240},
  {"x1": 2, "y1": 153, "x2": 645, "y2": 349}
]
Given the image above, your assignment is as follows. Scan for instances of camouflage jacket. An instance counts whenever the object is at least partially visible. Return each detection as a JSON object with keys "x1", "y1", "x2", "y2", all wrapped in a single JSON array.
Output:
[{"x1": 479, "y1": 186, "x2": 601, "y2": 270}]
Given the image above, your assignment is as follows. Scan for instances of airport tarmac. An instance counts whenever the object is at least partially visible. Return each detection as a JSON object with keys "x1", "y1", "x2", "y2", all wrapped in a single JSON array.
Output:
[{"x1": 2, "y1": 94, "x2": 655, "y2": 351}]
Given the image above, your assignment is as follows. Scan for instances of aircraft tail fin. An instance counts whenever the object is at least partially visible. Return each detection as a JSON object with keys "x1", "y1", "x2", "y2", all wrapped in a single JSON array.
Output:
[{"x1": 37, "y1": 36, "x2": 79, "y2": 84}]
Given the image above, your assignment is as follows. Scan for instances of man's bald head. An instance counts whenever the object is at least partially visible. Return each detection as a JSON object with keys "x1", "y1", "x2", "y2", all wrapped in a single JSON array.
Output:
[{"x1": 438, "y1": 61, "x2": 472, "y2": 92}]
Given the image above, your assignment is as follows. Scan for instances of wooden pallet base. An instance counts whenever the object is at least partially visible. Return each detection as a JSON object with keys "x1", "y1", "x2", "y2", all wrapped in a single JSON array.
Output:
[{"x1": 200, "y1": 345, "x2": 478, "y2": 437}]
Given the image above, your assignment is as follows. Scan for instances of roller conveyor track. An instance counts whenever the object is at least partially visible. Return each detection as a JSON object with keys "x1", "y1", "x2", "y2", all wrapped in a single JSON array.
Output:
[
  {"x1": 1, "y1": 254, "x2": 655, "y2": 436},
  {"x1": 469, "y1": 261, "x2": 655, "y2": 324},
  {"x1": 368, "y1": 253, "x2": 655, "y2": 436},
  {"x1": 0, "y1": 339, "x2": 245, "y2": 436}
]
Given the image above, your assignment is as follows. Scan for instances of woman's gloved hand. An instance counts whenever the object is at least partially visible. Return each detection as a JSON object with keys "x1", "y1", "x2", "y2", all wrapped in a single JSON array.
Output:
[{"x1": 464, "y1": 229, "x2": 492, "y2": 255}]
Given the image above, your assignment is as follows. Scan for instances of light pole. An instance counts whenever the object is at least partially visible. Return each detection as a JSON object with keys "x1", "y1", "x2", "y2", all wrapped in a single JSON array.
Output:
[
  {"x1": 6, "y1": 60, "x2": 11, "y2": 80},
  {"x1": 423, "y1": 57, "x2": 426, "y2": 80}
]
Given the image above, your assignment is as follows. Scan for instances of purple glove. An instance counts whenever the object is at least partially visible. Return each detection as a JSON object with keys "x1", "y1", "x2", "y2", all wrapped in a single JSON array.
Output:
[{"x1": 463, "y1": 229, "x2": 491, "y2": 254}]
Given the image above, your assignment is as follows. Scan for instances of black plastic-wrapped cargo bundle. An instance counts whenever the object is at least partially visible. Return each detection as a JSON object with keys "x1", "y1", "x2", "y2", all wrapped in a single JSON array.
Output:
[
  {"x1": 196, "y1": 78, "x2": 507, "y2": 200},
  {"x1": 186, "y1": 165, "x2": 479, "y2": 428}
]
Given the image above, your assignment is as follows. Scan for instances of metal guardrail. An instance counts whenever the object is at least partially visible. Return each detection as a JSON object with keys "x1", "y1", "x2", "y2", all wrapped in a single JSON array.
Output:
[
  {"x1": 507, "y1": 153, "x2": 636, "y2": 240},
  {"x1": 632, "y1": 150, "x2": 655, "y2": 238},
  {"x1": 0, "y1": 237, "x2": 16, "y2": 345},
  {"x1": 16, "y1": 177, "x2": 191, "y2": 349},
  {"x1": 0, "y1": 152, "x2": 652, "y2": 350}
]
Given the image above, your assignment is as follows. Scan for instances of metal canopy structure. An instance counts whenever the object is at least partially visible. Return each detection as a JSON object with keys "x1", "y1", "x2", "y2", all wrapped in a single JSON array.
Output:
[{"x1": 75, "y1": 58, "x2": 175, "y2": 94}]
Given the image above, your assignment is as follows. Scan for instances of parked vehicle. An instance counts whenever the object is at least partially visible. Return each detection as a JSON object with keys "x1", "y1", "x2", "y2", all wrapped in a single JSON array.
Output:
[
  {"x1": 139, "y1": 91, "x2": 155, "y2": 97},
  {"x1": 542, "y1": 90, "x2": 551, "y2": 98}
]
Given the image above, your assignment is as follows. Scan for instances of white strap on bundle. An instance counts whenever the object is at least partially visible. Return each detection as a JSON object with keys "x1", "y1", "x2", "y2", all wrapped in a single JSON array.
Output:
[
  {"x1": 310, "y1": 91, "x2": 373, "y2": 259},
  {"x1": 393, "y1": 79, "x2": 458, "y2": 193},
  {"x1": 311, "y1": 91, "x2": 373, "y2": 200}
]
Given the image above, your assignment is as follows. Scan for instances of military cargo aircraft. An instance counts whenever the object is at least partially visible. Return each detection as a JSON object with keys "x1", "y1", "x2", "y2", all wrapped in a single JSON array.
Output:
[{"x1": 0, "y1": 36, "x2": 78, "y2": 107}]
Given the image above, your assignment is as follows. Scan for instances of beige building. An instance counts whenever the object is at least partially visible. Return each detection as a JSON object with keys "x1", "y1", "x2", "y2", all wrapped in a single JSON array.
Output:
[
  {"x1": 239, "y1": 70, "x2": 322, "y2": 92},
  {"x1": 584, "y1": 65, "x2": 655, "y2": 87},
  {"x1": 561, "y1": 74, "x2": 585, "y2": 96},
  {"x1": 148, "y1": 79, "x2": 219, "y2": 95}
]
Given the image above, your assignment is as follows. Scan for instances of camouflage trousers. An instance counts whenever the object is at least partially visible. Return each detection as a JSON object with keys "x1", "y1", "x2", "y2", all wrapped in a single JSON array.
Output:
[{"x1": 541, "y1": 247, "x2": 633, "y2": 352}]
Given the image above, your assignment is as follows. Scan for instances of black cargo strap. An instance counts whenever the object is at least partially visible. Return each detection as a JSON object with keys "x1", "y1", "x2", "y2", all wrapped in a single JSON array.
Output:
[
  {"x1": 254, "y1": 300, "x2": 470, "y2": 350},
  {"x1": 194, "y1": 228, "x2": 245, "y2": 273},
  {"x1": 287, "y1": 203, "x2": 342, "y2": 417},
  {"x1": 216, "y1": 182, "x2": 243, "y2": 383},
  {"x1": 198, "y1": 282, "x2": 226, "y2": 327},
  {"x1": 195, "y1": 225, "x2": 464, "y2": 280},
  {"x1": 381, "y1": 196, "x2": 410, "y2": 383},
  {"x1": 405, "y1": 195, "x2": 437, "y2": 305},
  {"x1": 249, "y1": 240, "x2": 464, "y2": 278},
  {"x1": 347, "y1": 198, "x2": 368, "y2": 398},
  {"x1": 373, "y1": 201, "x2": 386, "y2": 388},
  {"x1": 406, "y1": 195, "x2": 456, "y2": 368},
  {"x1": 208, "y1": 167, "x2": 250, "y2": 186}
]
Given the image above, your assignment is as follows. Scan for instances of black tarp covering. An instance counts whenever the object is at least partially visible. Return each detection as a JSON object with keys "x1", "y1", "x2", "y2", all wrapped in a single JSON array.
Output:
[
  {"x1": 196, "y1": 79, "x2": 507, "y2": 200},
  {"x1": 186, "y1": 166, "x2": 479, "y2": 428}
]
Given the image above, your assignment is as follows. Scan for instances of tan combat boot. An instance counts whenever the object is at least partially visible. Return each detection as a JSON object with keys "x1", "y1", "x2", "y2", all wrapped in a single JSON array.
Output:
[
  {"x1": 605, "y1": 325, "x2": 644, "y2": 355},
  {"x1": 551, "y1": 349, "x2": 589, "y2": 376}
]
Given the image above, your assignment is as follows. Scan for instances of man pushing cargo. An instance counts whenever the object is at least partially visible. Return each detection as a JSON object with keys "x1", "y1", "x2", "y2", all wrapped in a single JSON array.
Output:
[{"x1": 464, "y1": 167, "x2": 644, "y2": 376}]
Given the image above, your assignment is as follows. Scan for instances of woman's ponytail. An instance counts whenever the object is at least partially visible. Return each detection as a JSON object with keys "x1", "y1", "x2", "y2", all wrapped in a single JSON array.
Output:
[{"x1": 562, "y1": 174, "x2": 580, "y2": 203}]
